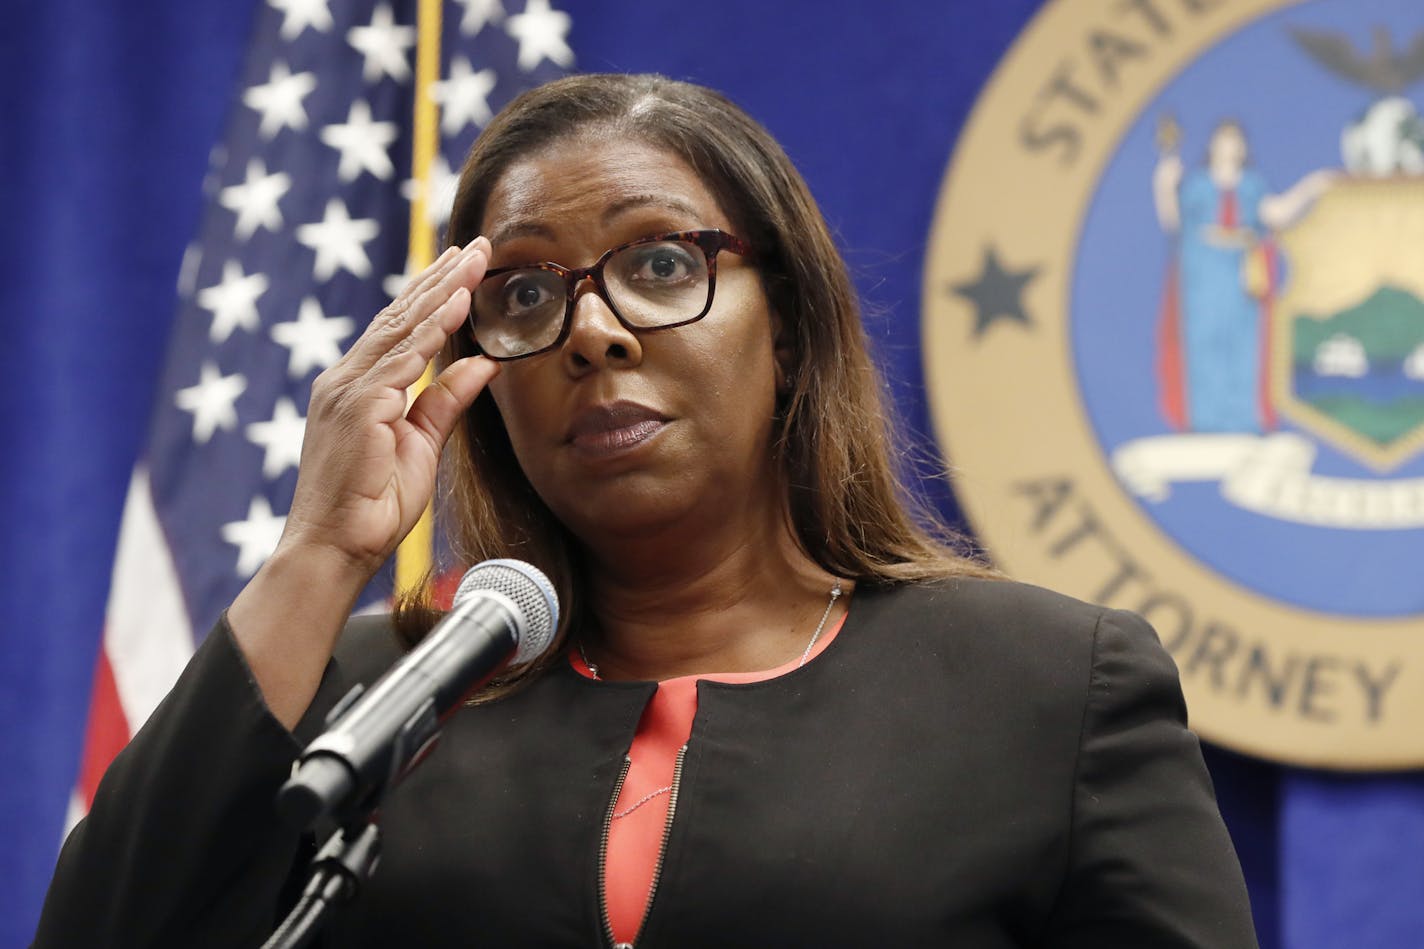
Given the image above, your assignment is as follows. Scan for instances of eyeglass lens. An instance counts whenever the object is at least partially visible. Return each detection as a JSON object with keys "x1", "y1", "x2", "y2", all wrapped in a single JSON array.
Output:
[{"x1": 472, "y1": 238, "x2": 712, "y2": 358}]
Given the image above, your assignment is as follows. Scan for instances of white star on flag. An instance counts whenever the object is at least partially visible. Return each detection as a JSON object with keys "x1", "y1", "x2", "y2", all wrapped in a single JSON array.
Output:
[
  {"x1": 454, "y1": 0, "x2": 505, "y2": 36},
  {"x1": 348, "y1": 3, "x2": 416, "y2": 84},
  {"x1": 66, "y1": 0, "x2": 576, "y2": 858},
  {"x1": 505, "y1": 0, "x2": 574, "y2": 72},
  {"x1": 320, "y1": 100, "x2": 398, "y2": 181},
  {"x1": 220, "y1": 496, "x2": 287, "y2": 577},
  {"x1": 271, "y1": 297, "x2": 356, "y2": 377},
  {"x1": 295, "y1": 198, "x2": 380, "y2": 281},
  {"x1": 268, "y1": 0, "x2": 333, "y2": 41},
  {"x1": 245, "y1": 397, "x2": 307, "y2": 478},
  {"x1": 174, "y1": 361, "x2": 248, "y2": 444},
  {"x1": 242, "y1": 61, "x2": 318, "y2": 139},
  {"x1": 219, "y1": 158, "x2": 292, "y2": 239},
  {"x1": 196, "y1": 260, "x2": 270, "y2": 342},
  {"x1": 400, "y1": 154, "x2": 459, "y2": 229},
  {"x1": 432, "y1": 58, "x2": 497, "y2": 135}
]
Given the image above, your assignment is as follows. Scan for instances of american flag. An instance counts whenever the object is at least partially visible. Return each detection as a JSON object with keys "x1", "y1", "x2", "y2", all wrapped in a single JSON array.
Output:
[{"x1": 66, "y1": 0, "x2": 573, "y2": 830}]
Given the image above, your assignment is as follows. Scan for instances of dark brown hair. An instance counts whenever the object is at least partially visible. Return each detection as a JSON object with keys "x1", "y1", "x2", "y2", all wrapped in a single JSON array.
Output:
[{"x1": 396, "y1": 74, "x2": 996, "y2": 692}]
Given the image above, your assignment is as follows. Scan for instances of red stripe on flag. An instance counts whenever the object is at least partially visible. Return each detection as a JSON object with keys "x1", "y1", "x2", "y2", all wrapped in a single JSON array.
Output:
[
  {"x1": 76, "y1": 644, "x2": 132, "y2": 810},
  {"x1": 430, "y1": 564, "x2": 467, "y2": 609}
]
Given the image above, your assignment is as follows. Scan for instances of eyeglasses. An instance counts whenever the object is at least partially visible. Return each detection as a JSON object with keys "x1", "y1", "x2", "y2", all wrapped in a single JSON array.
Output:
[{"x1": 468, "y1": 229, "x2": 752, "y2": 361}]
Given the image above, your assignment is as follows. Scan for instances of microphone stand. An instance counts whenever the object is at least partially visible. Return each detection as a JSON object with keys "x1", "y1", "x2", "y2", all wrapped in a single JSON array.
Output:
[{"x1": 260, "y1": 819, "x2": 382, "y2": 949}]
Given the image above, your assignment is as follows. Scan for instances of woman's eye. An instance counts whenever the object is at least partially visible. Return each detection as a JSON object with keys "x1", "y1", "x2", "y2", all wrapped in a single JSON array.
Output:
[
  {"x1": 501, "y1": 276, "x2": 555, "y2": 314},
  {"x1": 630, "y1": 245, "x2": 698, "y2": 283},
  {"x1": 647, "y1": 254, "x2": 683, "y2": 279}
]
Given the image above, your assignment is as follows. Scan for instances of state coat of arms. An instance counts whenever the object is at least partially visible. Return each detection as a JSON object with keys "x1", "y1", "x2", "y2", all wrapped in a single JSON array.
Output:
[
  {"x1": 923, "y1": 0, "x2": 1424, "y2": 768},
  {"x1": 1116, "y1": 29, "x2": 1424, "y2": 528}
]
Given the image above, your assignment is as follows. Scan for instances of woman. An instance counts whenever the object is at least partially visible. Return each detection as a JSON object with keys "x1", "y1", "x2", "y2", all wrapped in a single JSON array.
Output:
[
  {"x1": 1153, "y1": 118, "x2": 1333, "y2": 433},
  {"x1": 37, "y1": 75, "x2": 1256, "y2": 947}
]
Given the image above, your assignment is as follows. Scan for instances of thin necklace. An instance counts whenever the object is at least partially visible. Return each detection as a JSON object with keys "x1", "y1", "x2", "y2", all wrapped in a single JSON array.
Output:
[
  {"x1": 586, "y1": 580, "x2": 845, "y2": 822},
  {"x1": 577, "y1": 580, "x2": 843, "y2": 682}
]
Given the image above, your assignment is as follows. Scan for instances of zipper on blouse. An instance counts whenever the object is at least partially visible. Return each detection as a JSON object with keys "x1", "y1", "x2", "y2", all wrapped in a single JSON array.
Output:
[
  {"x1": 599, "y1": 744, "x2": 689, "y2": 949},
  {"x1": 629, "y1": 744, "x2": 688, "y2": 947},
  {"x1": 599, "y1": 756, "x2": 633, "y2": 949}
]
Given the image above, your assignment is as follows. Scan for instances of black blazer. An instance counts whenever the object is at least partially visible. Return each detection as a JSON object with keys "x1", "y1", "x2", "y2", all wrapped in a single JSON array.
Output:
[{"x1": 36, "y1": 578, "x2": 1257, "y2": 947}]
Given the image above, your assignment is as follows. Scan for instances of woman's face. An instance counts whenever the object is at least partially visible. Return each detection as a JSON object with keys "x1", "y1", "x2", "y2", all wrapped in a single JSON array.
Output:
[
  {"x1": 1208, "y1": 125, "x2": 1247, "y2": 178},
  {"x1": 479, "y1": 135, "x2": 786, "y2": 544}
]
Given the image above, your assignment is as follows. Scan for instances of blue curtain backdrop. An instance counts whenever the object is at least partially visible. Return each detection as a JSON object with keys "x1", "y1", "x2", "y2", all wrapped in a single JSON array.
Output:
[{"x1": 2, "y1": 0, "x2": 1421, "y2": 945}]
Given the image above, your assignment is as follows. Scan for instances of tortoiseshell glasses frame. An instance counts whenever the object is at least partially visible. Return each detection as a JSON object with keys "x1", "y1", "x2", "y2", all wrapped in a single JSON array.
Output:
[{"x1": 467, "y1": 228, "x2": 752, "y2": 361}]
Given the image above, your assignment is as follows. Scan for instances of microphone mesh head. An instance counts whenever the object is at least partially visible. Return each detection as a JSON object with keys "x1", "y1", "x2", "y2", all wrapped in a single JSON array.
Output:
[{"x1": 453, "y1": 559, "x2": 559, "y2": 664}]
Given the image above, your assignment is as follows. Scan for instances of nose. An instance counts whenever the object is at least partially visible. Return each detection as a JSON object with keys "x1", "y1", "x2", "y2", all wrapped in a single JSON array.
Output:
[{"x1": 561, "y1": 278, "x2": 643, "y2": 374}]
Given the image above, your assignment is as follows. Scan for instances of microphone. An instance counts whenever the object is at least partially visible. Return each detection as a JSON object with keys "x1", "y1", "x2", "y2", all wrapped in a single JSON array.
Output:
[{"x1": 276, "y1": 559, "x2": 559, "y2": 830}]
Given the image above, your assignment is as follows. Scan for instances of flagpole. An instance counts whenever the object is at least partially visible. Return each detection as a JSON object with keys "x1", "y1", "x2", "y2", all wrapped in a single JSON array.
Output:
[{"x1": 395, "y1": 0, "x2": 444, "y2": 596}]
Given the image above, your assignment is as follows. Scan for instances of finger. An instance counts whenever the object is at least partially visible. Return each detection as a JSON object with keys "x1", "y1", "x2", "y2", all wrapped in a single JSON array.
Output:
[
  {"x1": 392, "y1": 246, "x2": 493, "y2": 358},
  {"x1": 404, "y1": 354, "x2": 501, "y2": 452},
  {"x1": 397, "y1": 238, "x2": 488, "y2": 305},
  {"x1": 352, "y1": 240, "x2": 480, "y2": 350},
  {"x1": 370, "y1": 285, "x2": 476, "y2": 391},
  {"x1": 339, "y1": 248, "x2": 466, "y2": 372},
  {"x1": 407, "y1": 242, "x2": 490, "y2": 322},
  {"x1": 397, "y1": 258, "x2": 492, "y2": 379},
  {"x1": 395, "y1": 244, "x2": 461, "y2": 299},
  {"x1": 403, "y1": 236, "x2": 490, "y2": 311},
  {"x1": 361, "y1": 245, "x2": 463, "y2": 339},
  {"x1": 345, "y1": 242, "x2": 488, "y2": 375},
  {"x1": 402, "y1": 238, "x2": 490, "y2": 308}
]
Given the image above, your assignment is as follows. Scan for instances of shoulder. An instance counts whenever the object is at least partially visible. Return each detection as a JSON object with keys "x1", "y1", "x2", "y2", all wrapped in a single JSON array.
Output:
[
  {"x1": 859, "y1": 575, "x2": 1118, "y2": 653},
  {"x1": 884, "y1": 573, "x2": 1100, "y2": 616},
  {"x1": 854, "y1": 577, "x2": 1177, "y2": 708}
]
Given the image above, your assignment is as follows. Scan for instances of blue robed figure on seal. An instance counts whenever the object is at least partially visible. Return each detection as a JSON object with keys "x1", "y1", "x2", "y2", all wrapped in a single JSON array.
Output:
[{"x1": 1153, "y1": 117, "x2": 1334, "y2": 433}]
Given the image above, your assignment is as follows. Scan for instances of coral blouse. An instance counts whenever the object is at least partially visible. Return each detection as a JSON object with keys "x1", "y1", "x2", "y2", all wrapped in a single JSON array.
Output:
[{"x1": 570, "y1": 614, "x2": 847, "y2": 946}]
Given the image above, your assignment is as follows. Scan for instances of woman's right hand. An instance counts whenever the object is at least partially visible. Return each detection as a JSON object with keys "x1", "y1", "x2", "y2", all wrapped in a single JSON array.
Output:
[
  {"x1": 228, "y1": 237, "x2": 500, "y2": 728},
  {"x1": 1152, "y1": 153, "x2": 1184, "y2": 232},
  {"x1": 278, "y1": 237, "x2": 500, "y2": 581}
]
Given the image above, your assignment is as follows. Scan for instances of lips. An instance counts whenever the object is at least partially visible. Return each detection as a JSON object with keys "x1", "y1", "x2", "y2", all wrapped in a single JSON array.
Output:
[{"x1": 565, "y1": 401, "x2": 669, "y2": 455}]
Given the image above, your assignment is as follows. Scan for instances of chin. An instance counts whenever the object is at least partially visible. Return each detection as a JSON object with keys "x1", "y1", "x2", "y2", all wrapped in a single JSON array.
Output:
[{"x1": 556, "y1": 478, "x2": 704, "y2": 541}]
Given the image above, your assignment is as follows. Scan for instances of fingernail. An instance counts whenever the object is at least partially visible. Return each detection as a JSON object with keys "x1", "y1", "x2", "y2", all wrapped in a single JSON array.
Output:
[{"x1": 474, "y1": 235, "x2": 491, "y2": 256}]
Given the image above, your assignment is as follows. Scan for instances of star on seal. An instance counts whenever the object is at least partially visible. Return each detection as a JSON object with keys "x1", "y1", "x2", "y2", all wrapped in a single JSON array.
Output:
[{"x1": 950, "y1": 246, "x2": 1039, "y2": 338}]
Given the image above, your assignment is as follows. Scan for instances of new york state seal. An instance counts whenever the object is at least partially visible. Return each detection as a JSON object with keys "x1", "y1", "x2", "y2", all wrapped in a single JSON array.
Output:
[{"x1": 923, "y1": 0, "x2": 1424, "y2": 768}]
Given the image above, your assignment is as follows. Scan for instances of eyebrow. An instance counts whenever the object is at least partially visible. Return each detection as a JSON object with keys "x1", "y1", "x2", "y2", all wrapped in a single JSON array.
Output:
[
  {"x1": 600, "y1": 194, "x2": 703, "y2": 224},
  {"x1": 487, "y1": 219, "x2": 557, "y2": 245}
]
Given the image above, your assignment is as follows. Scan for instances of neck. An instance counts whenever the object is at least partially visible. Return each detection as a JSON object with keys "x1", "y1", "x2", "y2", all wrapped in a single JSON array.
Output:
[
  {"x1": 576, "y1": 511, "x2": 846, "y2": 681},
  {"x1": 1210, "y1": 162, "x2": 1241, "y2": 188}
]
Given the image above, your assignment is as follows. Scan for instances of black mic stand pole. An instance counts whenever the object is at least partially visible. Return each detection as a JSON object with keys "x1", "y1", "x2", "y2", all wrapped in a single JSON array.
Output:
[{"x1": 260, "y1": 819, "x2": 382, "y2": 949}]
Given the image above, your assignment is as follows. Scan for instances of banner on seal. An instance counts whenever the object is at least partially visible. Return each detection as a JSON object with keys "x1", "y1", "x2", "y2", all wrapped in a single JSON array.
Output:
[{"x1": 1112, "y1": 433, "x2": 1424, "y2": 529}]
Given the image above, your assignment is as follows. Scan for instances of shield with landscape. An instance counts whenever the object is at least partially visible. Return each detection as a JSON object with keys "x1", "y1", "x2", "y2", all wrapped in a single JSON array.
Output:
[{"x1": 1272, "y1": 178, "x2": 1424, "y2": 471}]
